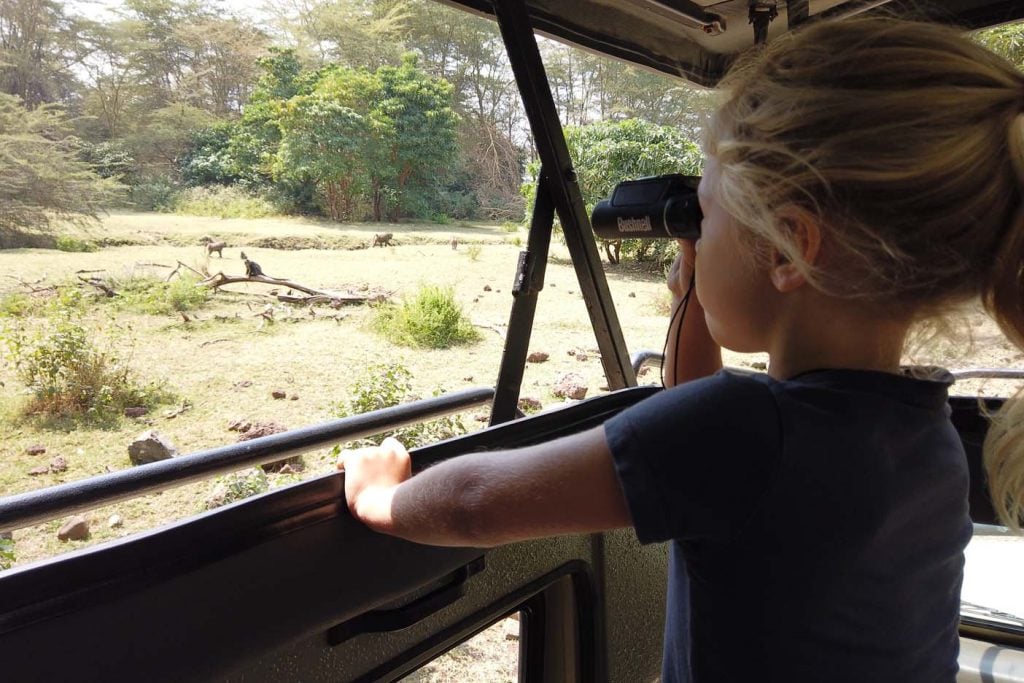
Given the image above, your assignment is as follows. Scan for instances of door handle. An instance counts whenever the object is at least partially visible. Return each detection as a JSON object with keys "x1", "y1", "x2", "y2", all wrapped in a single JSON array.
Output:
[{"x1": 327, "y1": 556, "x2": 485, "y2": 646}]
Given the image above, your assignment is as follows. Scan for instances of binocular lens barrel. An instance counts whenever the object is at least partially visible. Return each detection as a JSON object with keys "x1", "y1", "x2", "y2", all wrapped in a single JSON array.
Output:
[{"x1": 590, "y1": 174, "x2": 702, "y2": 240}]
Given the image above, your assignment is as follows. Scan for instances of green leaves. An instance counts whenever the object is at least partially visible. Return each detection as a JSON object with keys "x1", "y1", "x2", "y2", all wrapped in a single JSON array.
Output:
[{"x1": 270, "y1": 56, "x2": 459, "y2": 221}]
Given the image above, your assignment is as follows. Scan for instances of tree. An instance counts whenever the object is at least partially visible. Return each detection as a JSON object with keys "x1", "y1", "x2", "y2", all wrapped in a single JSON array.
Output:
[
  {"x1": 0, "y1": 93, "x2": 119, "y2": 240},
  {"x1": 0, "y1": 0, "x2": 82, "y2": 107},
  {"x1": 271, "y1": 57, "x2": 458, "y2": 222},
  {"x1": 522, "y1": 118, "x2": 702, "y2": 263},
  {"x1": 277, "y1": 100, "x2": 367, "y2": 220},
  {"x1": 374, "y1": 54, "x2": 459, "y2": 220}
]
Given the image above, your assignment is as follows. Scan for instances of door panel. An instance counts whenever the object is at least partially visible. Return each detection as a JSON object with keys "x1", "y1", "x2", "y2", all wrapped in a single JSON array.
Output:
[{"x1": 0, "y1": 387, "x2": 663, "y2": 683}]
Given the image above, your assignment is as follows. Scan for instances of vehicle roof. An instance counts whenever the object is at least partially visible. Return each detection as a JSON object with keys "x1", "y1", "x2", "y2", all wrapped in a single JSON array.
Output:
[{"x1": 441, "y1": 0, "x2": 1024, "y2": 86}]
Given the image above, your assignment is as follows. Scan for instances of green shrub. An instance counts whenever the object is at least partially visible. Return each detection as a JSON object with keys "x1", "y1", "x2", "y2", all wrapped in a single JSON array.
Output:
[
  {"x1": 465, "y1": 244, "x2": 482, "y2": 261},
  {"x1": 174, "y1": 186, "x2": 277, "y2": 219},
  {"x1": 0, "y1": 537, "x2": 14, "y2": 570},
  {"x1": 129, "y1": 177, "x2": 179, "y2": 212},
  {"x1": 54, "y1": 235, "x2": 98, "y2": 253},
  {"x1": 373, "y1": 285, "x2": 480, "y2": 349},
  {"x1": 0, "y1": 292, "x2": 31, "y2": 317},
  {"x1": 501, "y1": 221, "x2": 521, "y2": 233},
  {"x1": 432, "y1": 213, "x2": 452, "y2": 225},
  {"x1": 203, "y1": 468, "x2": 270, "y2": 510},
  {"x1": 331, "y1": 363, "x2": 466, "y2": 449},
  {"x1": 0, "y1": 304, "x2": 172, "y2": 421},
  {"x1": 115, "y1": 275, "x2": 210, "y2": 315}
]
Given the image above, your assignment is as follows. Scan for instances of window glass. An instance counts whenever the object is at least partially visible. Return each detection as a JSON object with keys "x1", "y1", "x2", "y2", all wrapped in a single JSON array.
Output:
[
  {"x1": 962, "y1": 524, "x2": 1024, "y2": 627},
  {"x1": 400, "y1": 614, "x2": 520, "y2": 682}
]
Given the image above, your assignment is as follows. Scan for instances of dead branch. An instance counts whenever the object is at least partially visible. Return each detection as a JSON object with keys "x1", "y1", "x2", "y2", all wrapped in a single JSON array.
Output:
[
  {"x1": 167, "y1": 260, "x2": 207, "y2": 282},
  {"x1": 163, "y1": 400, "x2": 192, "y2": 420},
  {"x1": 199, "y1": 338, "x2": 233, "y2": 347},
  {"x1": 202, "y1": 271, "x2": 324, "y2": 296},
  {"x1": 136, "y1": 262, "x2": 172, "y2": 269},
  {"x1": 77, "y1": 276, "x2": 117, "y2": 297},
  {"x1": 276, "y1": 292, "x2": 390, "y2": 306},
  {"x1": 75, "y1": 269, "x2": 107, "y2": 274},
  {"x1": 5, "y1": 275, "x2": 55, "y2": 294}
]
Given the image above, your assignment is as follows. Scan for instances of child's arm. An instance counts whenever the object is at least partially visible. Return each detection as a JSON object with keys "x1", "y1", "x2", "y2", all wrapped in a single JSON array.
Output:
[
  {"x1": 338, "y1": 426, "x2": 632, "y2": 547},
  {"x1": 664, "y1": 240, "x2": 722, "y2": 387}
]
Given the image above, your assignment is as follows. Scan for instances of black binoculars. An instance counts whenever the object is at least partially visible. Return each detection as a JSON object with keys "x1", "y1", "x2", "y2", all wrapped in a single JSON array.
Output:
[{"x1": 591, "y1": 174, "x2": 702, "y2": 240}]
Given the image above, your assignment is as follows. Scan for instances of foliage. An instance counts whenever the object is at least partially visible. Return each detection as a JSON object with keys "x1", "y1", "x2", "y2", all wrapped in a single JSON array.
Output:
[
  {"x1": 0, "y1": 292, "x2": 32, "y2": 317},
  {"x1": 128, "y1": 176, "x2": 179, "y2": 212},
  {"x1": 976, "y1": 23, "x2": 1024, "y2": 68},
  {"x1": 114, "y1": 275, "x2": 211, "y2": 315},
  {"x1": 0, "y1": 93, "x2": 121, "y2": 236},
  {"x1": 203, "y1": 468, "x2": 270, "y2": 510},
  {"x1": 127, "y1": 103, "x2": 222, "y2": 178},
  {"x1": 272, "y1": 55, "x2": 459, "y2": 222},
  {"x1": 55, "y1": 236, "x2": 98, "y2": 253},
  {"x1": 0, "y1": 537, "x2": 13, "y2": 571},
  {"x1": 173, "y1": 186, "x2": 277, "y2": 219},
  {"x1": 522, "y1": 118, "x2": 702, "y2": 264},
  {"x1": 0, "y1": 296, "x2": 170, "y2": 420},
  {"x1": 179, "y1": 123, "x2": 239, "y2": 186},
  {"x1": 79, "y1": 141, "x2": 136, "y2": 182},
  {"x1": 0, "y1": 0, "x2": 81, "y2": 108},
  {"x1": 373, "y1": 284, "x2": 480, "y2": 349},
  {"x1": 331, "y1": 363, "x2": 467, "y2": 449},
  {"x1": 464, "y1": 244, "x2": 482, "y2": 261}
]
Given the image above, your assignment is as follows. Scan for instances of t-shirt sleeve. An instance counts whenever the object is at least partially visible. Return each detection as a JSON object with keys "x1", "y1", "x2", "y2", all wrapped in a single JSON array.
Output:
[{"x1": 605, "y1": 370, "x2": 782, "y2": 544}]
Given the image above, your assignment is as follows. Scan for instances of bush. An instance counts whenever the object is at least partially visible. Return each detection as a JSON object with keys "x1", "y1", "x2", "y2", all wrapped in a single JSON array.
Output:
[
  {"x1": 373, "y1": 285, "x2": 480, "y2": 349},
  {"x1": 174, "y1": 186, "x2": 278, "y2": 219},
  {"x1": 129, "y1": 177, "x2": 179, "y2": 212},
  {"x1": 115, "y1": 275, "x2": 210, "y2": 315},
  {"x1": 331, "y1": 363, "x2": 466, "y2": 449},
  {"x1": 501, "y1": 221, "x2": 521, "y2": 233},
  {"x1": 203, "y1": 468, "x2": 270, "y2": 510},
  {"x1": 0, "y1": 302, "x2": 171, "y2": 420},
  {"x1": 0, "y1": 537, "x2": 13, "y2": 570},
  {"x1": 54, "y1": 235, "x2": 98, "y2": 253},
  {"x1": 0, "y1": 292, "x2": 32, "y2": 317},
  {"x1": 464, "y1": 244, "x2": 482, "y2": 261}
]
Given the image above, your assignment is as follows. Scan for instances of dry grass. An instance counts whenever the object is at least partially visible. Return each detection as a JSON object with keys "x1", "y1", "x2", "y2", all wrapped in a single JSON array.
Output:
[
  {"x1": 1, "y1": 210, "x2": 1022, "y2": 569},
  {"x1": 2, "y1": 212, "x2": 1023, "y2": 678}
]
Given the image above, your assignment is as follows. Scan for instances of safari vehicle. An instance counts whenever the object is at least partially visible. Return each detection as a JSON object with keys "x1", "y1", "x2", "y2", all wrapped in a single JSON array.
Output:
[{"x1": 2, "y1": 0, "x2": 1024, "y2": 681}]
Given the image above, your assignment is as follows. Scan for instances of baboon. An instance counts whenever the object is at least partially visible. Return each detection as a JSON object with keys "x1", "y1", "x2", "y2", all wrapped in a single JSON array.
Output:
[
  {"x1": 243, "y1": 256, "x2": 264, "y2": 278},
  {"x1": 450, "y1": 236, "x2": 459, "y2": 250},
  {"x1": 206, "y1": 241, "x2": 227, "y2": 257},
  {"x1": 239, "y1": 250, "x2": 248, "y2": 260},
  {"x1": 372, "y1": 233, "x2": 394, "y2": 247}
]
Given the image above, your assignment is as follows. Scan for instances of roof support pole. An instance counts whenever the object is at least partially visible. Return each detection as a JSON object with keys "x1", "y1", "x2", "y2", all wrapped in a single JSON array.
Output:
[
  {"x1": 490, "y1": 171, "x2": 555, "y2": 425},
  {"x1": 492, "y1": 0, "x2": 638, "y2": 400}
]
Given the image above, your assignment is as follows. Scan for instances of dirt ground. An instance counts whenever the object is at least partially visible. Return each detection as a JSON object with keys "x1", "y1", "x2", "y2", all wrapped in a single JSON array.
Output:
[{"x1": 1, "y1": 211, "x2": 1022, "y2": 675}]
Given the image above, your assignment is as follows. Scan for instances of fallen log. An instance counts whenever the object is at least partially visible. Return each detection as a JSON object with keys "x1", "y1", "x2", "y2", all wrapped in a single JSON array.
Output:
[{"x1": 202, "y1": 271, "x2": 390, "y2": 306}]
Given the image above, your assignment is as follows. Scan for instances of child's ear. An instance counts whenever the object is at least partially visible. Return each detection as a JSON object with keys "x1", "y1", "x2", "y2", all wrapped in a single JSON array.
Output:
[{"x1": 769, "y1": 207, "x2": 822, "y2": 293}]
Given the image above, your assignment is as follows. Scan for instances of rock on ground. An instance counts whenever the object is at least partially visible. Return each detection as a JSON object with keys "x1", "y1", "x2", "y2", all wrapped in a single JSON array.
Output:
[
  {"x1": 235, "y1": 421, "x2": 303, "y2": 472},
  {"x1": 553, "y1": 373, "x2": 588, "y2": 400},
  {"x1": 128, "y1": 430, "x2": 178, "y2": 466},
  {"x1": 57, "y1": 516, "x2": 90, "y2": 542}
]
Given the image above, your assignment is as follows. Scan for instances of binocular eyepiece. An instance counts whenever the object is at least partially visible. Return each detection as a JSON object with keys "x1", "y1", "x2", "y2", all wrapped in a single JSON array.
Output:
[{"x1": 590, "y1": 174, "x2": 702, "y2": 240}]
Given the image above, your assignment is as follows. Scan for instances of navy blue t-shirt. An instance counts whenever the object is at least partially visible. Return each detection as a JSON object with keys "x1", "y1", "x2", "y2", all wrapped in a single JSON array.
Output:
[{"x1": 605, "y1": 368, "x2": 971, "y2": 683}]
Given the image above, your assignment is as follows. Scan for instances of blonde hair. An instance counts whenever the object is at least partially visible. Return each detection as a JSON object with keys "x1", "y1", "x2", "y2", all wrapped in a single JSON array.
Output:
[{"x1": 706, "y1": 16, "x2": 1024, "y2": 529}]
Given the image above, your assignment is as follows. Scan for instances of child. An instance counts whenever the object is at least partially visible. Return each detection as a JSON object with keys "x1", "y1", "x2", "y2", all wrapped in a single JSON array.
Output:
[{"x1": 339, "y1": 16, "x2": 1024, "y2": 683}]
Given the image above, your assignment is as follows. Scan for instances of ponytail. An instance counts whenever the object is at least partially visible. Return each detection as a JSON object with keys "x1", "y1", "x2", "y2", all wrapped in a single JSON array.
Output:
[{"x1": 982, "y1": 112, "x2": 1024, "y2": 531}]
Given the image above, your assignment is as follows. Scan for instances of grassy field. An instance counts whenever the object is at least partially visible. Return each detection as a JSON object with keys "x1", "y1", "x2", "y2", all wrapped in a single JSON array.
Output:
[
  {"x1": 0, "y1": 210, "x2": 1021, "y2": 572},
  {"x1": 0, "y1": 211, "x2": 678, "y2": 567}
]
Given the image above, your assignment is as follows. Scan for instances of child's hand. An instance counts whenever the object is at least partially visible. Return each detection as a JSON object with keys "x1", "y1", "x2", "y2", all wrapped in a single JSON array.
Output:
[
  {"x1": 337, "y1": 437, "x2": 412, "y2": 532},
  {"x1": 668, "y1": 239, "x2": 697, "y2": 302}
]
